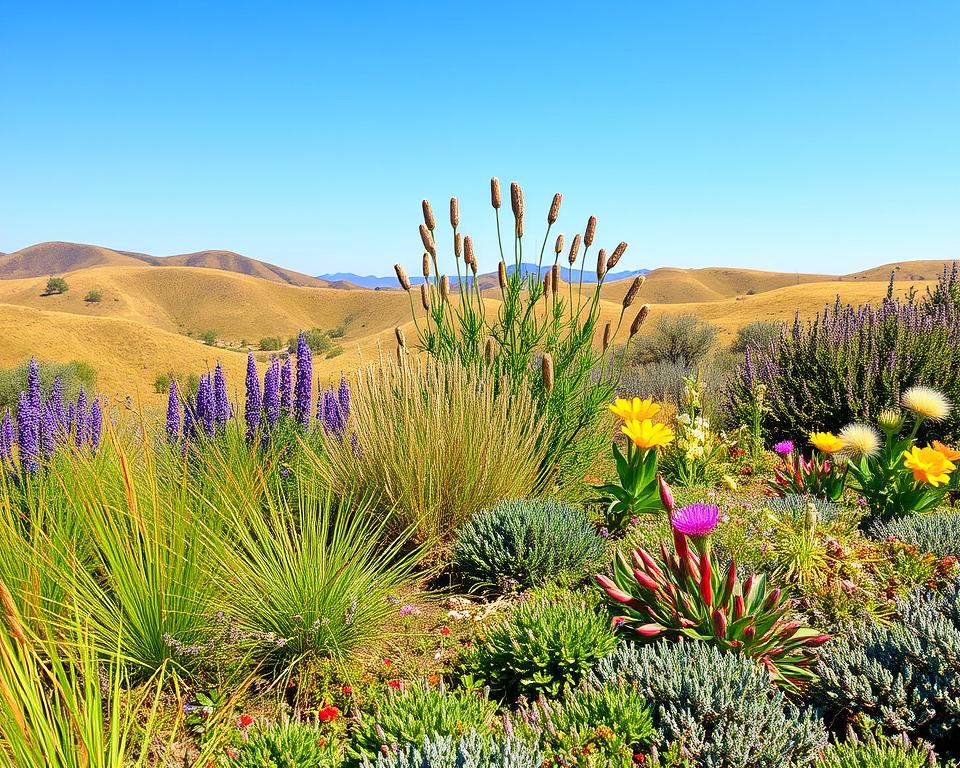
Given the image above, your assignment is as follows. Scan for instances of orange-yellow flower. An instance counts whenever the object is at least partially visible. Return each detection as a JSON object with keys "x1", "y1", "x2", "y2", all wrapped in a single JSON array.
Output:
[
  {"x1": 809, "y1": 431, "x2": 845, "y2": 454},
  {"x1": 609, "y1": 397, "x2": 661, "y2": 422},
  {"x1": 902, "y1": 445, "x2": 956, "y2": 487},
  {"x1": 932, "y1": 441, "x2": 960, "y2": 462},
  {"x1": 621, "y1": 418, "x2": 674, "y2": 450}
]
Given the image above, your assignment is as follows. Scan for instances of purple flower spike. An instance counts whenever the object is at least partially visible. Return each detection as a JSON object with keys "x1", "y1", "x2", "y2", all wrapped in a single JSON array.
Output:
[
  {"x1": 213, "y1": 362, "x2": 231, "y2": 425},
  {"x1": 197, "y1": 376, "x2": 215, "y2": 438},
  {"x1": 773, "y1": 439, "x2": 795, "y2": 457},
  {"x1": 671, "y1": 503, "x2": 720, "y2": 538},
  {"x1": 263, "y1": 358, "x2": 281, "y2": 430},
  {"x1": 27, "y1": 358, "x2": 41, "y2": 411},
  {"x1": 16, "y1": 392, "x2": 39, "y2": 473},
  {"x1": 244, "y1": 353, "x2": 262, "y2": 443},
  {"x1": 280, "y1": 358, "x2": 292, "y2": 411},
  {"x1": 182, "y1": 400, "x2": 195, "y2": 440},
  {"x1": 0, "y1": 411, "x2": 13, "y2": 462},
  {"x1": 294, "y1": 332, "x2": 312, "y2": 429},
  {"x1": 166, "y1": 381, "x2": 181, "y2": 442},
  {"x1": 89, "y1": 397, "x2": 103, "y2": 449},
  {"x1": 338, "y1": 374, "x2": 350, "y2": 418},
  {"x1": 74, "y1": 388, "x2": 88, "y2": 447}
]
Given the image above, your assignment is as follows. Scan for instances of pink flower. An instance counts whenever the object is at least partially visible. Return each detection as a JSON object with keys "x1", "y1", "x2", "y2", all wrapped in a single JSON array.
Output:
[
  {"x1": 439, "y1": 625, "x2": 451, "y2": 636},
  {"x1": 387, "y1": 679, "x2": 401, "y2": 689},
  {"x1": 671, "y1": 503, "x2": 719, "y2": 538},
  {"x1": 238, "y1": 714, "x2": 253, "y2": 728},
  {"x1": 341, "y1": 685, "x2": 353, "y2": 696}
]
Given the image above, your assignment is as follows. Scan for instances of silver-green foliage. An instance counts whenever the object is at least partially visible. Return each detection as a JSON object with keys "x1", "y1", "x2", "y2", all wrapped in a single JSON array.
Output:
[
  {"x1": 768, "y1": 494, "x2": 841, "y2": 524},
  {"x1": 453, "y1": 499, "x2": 605, "y2": 592},
  {"x1": 462, "y1": 592, "x2": 618, "y2": 701},
  {"x1": 229, "y1": 719, "x2": 339, "y2": 768},
  {"x1": 814, "y1": 578, "x2": 960, "y2": 747},
  {"x1": 361, "y1": 731, "x2": 542, "y2": 768},
  {"x1": 593, "y1": 640, "x2": 828, "y2": 768},
  {"x1": 871, "y1": 511, "x2": 960, "y2": 558}
]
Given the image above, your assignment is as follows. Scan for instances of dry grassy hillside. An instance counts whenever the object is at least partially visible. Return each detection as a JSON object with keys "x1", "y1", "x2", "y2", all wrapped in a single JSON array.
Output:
[{"x1": 845, "y1": 259, "x2": 957, "y2": 283}]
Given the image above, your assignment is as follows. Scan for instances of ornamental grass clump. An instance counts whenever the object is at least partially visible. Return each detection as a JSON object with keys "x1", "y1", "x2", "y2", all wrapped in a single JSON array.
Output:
[
  {"x1": 816, "y1": 733, "x2": 944, "y2": 768},
  {"x1": 452, "y1": 498, "x2": 605, "y2": 593},
  {"x1": 593, "y1": 641, "x2": 828, "y2": 767},
  {"x1": 596, "y1": 478, "x2": 828, "y2": 692},
  {"x1": 394, "y1": 178, "x2": 650, "y2": 496}
]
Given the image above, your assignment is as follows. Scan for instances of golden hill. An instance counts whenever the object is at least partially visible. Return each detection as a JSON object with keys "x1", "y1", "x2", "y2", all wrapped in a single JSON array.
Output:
[{"x1": 0, "y1": 241, "x2": 333, "y2": 288}]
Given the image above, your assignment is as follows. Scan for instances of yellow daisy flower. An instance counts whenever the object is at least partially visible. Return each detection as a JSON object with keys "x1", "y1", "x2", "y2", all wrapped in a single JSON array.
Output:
[
  {"x1": 902, "y1": 445, "x2": 956, "y2": 487},
  {"x1": 932, "y1": 441, "x2": 960, "y2": 462},
  {"x1": 609, "y1": 397, "x2": 661, "y2": 422},
  {"x1": 621, "y1": 418, "x2": 674, "y2": 450},
  {"x1": 809, "y1": 431, "x2": 845, "y2": 454}
]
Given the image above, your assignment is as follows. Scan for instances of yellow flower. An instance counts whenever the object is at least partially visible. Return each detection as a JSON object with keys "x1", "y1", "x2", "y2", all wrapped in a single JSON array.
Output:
[
  {"x1": 902, "y1": 445, "x2": 956, "y2": 487},
  {"x1": 932, "y1": 441, "x2": 960, "y2": 462},
  {"x1": 809, "y1": 431, "x2": 845, "y2": 454},
  {"x1": 901, "y1": 386, "x2": 951, "y2": 421},
  {"x1": 621, "y1": 418, "x2": 674, "y2": 450},
  {"x1": 609, "y1": 397, "x2": 661, "y2": 422}
]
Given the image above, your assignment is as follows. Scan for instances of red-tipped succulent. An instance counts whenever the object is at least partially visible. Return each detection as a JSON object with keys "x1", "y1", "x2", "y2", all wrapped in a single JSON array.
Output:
[{"x1": 596, "y1": 480, "x2": 828, "y2": 693}]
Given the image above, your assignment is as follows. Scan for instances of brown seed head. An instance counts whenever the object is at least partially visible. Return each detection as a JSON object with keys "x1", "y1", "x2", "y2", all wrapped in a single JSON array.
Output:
[
  {"x1": 420, "y1": 223, "x2": 435, "y2": 257},
  {"x1": 470, "y1": 256, "x2": 478, "y2": 275},
  {"x1": 596, "y1": 249, "x2": 607, "y2": 280},
  {"x1": 395, "y1": 327, "x2": 406, "y2": 348},
  {"x1": 422, "y1": 199, "x2": 436, "y2": 231},
  {"x1": 422, "y1": 252, "x2": 431, "y2": 278},
  {"x1": 464, "y1": 235, "x2": 474, "y2": 266},
  {"x1": 555, "y1": 233, "x2": 564, "y2": 255},
  {"x1": 630, "y1": 304, "x2": 650, "y2": 337},
  {"x1": 420, "y1": 283, "x2": 430, "y2": 311},
  {"x1": 607, "y1": 241, "x2": 628, "y2": 271},
  {"x1": 551, "y1": 263, "x2": 561, "y2": 290},
  {"x1": 602, "y1": 322, "x2": 612, "y2": 351},
  {"x1": 548, "y1": 193, "x2": 562, "y2": 224},
  {"x1": 449, "y1": 197, "x2": 459, "y2": 228},
  {"x1": 454, "y1": 232, "x2": 462, "y2": 260},
  {"x1": 485, "y1": 338, "x2": 494, "y2": 364},
  {"x1": 440, "y1": 275, "x2": 450, "y2": 301},
  {"x1": 585, "y1": 216, "x2": 597, "y2": 246},
  {"x1": 542, "y1": 353, "x2": 554, "y2": 392},
  {"x1": 491, "y1": 177, "x2": 501, "y2": 209},
  {"x1": 394, "y1": 263, "x2": 411, "y2": 291},
  {"x1": 568, "y1": 233, "x2": 582, "y2": 266},
  {"x1": 511, "y1": 181, "x2": 524, "y2": 236},
  {"x1": 542, "y1": 269, "x2": 552, "y2": 298},
  {"x1": 622, "y1": 275, "x2": 643, "y2": 309},
  {"x1": 498, "y1": 261, "x2": 507, "y2": 290}
]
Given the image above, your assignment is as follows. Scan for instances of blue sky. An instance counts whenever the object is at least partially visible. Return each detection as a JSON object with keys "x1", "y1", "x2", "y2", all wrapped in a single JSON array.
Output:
[{"x1": 1, "y1": 1, "x2": 957, "y2": 276}]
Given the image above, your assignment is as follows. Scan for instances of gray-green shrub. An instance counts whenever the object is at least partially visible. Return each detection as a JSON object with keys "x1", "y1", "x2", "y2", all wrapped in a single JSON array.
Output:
[
  {"x1": 871, "y1": 511, "x2": 960, "y2": 558},
  {"x1": 453, "y1": 499, "x2": 604, "y2": 592},
  {"x1": 634, "y1": 313, "x2": 719, "y2": 368},
  {"x1": 361, "y1": 731, "x2": 541, "y2": 768},
  {"x1": 229, "y1": 719, "x2": 340, "y2": 768},
  {"x1": 593, "y1": 640, "x2": 828, "y2": 767},
  {"x1": 814, "y1": 577, "x2": 960, "y2": 748},
  {"x1": 815, "y1": 734, "x2": 940, "y2": 768}
]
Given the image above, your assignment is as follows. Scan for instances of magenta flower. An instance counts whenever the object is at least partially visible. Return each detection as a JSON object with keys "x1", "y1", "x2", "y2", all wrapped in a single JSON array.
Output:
[
  {"x1": 671, "y1": 503, "x2": 719, "y2": 538},
  {"x1": 773, "y1": 439, "x2": 795, "y2": 457}
]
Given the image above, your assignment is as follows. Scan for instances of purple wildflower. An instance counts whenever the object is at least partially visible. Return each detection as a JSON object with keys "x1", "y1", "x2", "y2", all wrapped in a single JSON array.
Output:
[
  {"x1": 27, "y1": 358, "x2": 41, "y2": 411},
  {"x1": 244, "y1": 353, "x2": 262, "y2": 442},
  {"x1": 294, "y1": 333, "x2": 312, "y2": 429},
  {"x1": 350, "y1": 431, "x2": 361, "y2": 457},
  {"x1": 182, "y1": 400, "x2": 195, "y2": 441},
  {"x1": 338, "y1": 374, "x2": 350, "y2": 417},
  {"x1": 671, "y1": 503, "x2": 720, "y2": 538},
  {"x1": 166, "y1": 381, "x2": 181, "y2": 442},
  {"x1": 398, "y1": 604, "x2": 421, "y2": 617},
  {"x1": 197, "y1": 376, "x2": 215, "y2": 438},
  {"x1": 74, "y1": 388, "x2": 88, "y2": 447},
  {"x1": 263, "y1": 358, "x2": 281, "y2": 429},
  {"x1": 773, "y1": 439, "x2": 795, "y2": 457},
  {"x1": 50, "y1": 376, "x2": 65, "y2": 429},
  {"x1": 16, "y1": 392, "x2": 39, "y2": 473},
  {"x1": 0, "y1": 411, "x2": 12, "y2": 463},
  {"x1": 280, "y1": 358, "x2": 292, "y2": 412},
  {"x1": 89, "y1": 397, "x2": 102, "y2": 449},
  {"x1": 40, "y1": 404, "x2": 56, "y2": 458},
  {"x1": 213, "y1": 362, "x2": 231, "y2": 425}
]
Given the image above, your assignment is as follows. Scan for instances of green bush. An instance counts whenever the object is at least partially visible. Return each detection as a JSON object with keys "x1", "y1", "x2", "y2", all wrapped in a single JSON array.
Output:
[
  {"x1": 228, "y1": 719, "x2": 341, "y2": 768},
  {"x1": 730, "y1": 320, "x2": 784, "y2": 355},
  {"x1": 816, "y1": 734, "x2": 940, "y2": 768},
  {"x1": 360, "y1": 731, "x2": 541, "y2": 768},
  {"x1": 513, "y1": 681, "x2": 654, "y2": 768},
  {"x1": 452, "y1": 499, "x2": 605, "y2": 593},
  {"x1": 0, "y1": 359, "x2": 96, "y2": 412},
  {"x1": 153, "y1": 370, "x2": 201, "y2": 396},
  {"x1": 634, "y1": 313, "x2": 718, "y2": 368},
  {"x1": 461, "y1": 591, "x2": 618, "y2": 701},
  {"x1": 288, "y1": 328, "x2": 336, "y2": 355},
  {"x1": 354, "y1": 681, "x2": 497, "y2": 760},
  {"x1": 593, "y1": 640, "x2": 828, "y2": 767},
  {"x1": 83, "y1": 289, "x2": 103, "y2": 303},
  {"x1": 871, "y1": 511, "x2": 960, "y2": 558},
  {"x1": 199, "y1": 329, "x2": 218, "y2": 345},
  {"x1": 258, "y1": 336, "x2": 282, "y2": 351},
  {"x1": 814, "y1": 577, "x2": 960, "y2": 749},
  {"x1": 44, "y1": 276, "x2": 68, "y2": 294}
]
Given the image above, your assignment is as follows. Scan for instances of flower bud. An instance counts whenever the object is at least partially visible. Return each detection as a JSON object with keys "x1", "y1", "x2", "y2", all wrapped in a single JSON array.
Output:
[
  {"x1": 422, "y1": 200, "x2": 435, "y2": 231},
  {"x1": 393, "y1": 264, "x2": 410, "y2": 291},
  {"x1": 658, "y1": 474, "x2": 675, "y2": 511},
  {"x1": 490, "y1": 177, "x2": 501, "y2": 209}
]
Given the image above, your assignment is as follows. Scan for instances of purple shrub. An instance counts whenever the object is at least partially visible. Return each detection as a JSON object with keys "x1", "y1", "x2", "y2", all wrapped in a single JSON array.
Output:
[
  {"x1": 294, "y1": 332, "x2": 312, "y2": 429},
  {"x1": 263, "y1": 358, "x2": 281, "y2": 430},
  {"x1": 213, "y1": 362, "x2": 231, "y2": 425},
  {"x1": 166, "y1": 381, "x2": 181, "y2": 442},
  {"x1": 244, "y1": 352, "x2": 262, "y2": 442},
  {"x1": 280, "y1": 357, "x2": 292, "y2": 412},
  {"x1": 16, "y1": 392, "x2": 39, "y2": 473}
]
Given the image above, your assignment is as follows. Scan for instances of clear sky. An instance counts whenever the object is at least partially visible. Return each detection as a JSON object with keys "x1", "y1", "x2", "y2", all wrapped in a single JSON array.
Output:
[{"x1": 1, "y1": 1, "x2": 957, "y2": 276}]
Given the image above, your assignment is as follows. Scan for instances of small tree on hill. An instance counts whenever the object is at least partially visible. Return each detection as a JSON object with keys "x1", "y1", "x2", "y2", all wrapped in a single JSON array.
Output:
[{"x1": 44, "y1": 276, "x2": 68, "y2": 295}]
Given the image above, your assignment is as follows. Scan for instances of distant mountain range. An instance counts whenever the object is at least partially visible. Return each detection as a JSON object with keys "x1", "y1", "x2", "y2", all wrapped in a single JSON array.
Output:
[{"x1": 317, "y1": 264, "x2": 650, "y2": 290}]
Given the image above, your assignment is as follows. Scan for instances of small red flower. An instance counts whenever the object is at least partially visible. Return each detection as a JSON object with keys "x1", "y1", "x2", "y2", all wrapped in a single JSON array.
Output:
[
  {"x1": 237, "y1": 714, "x2": 254, "y2": 728},
  {"x1": 439, "y1": 625, "x2": 451, "y2": 636},
  {"x1": 318, "y1": 705, "x2": 340, "y2": 723},
  {"x1": 387, "y1": 679, "x2": 401, "y2": 689},
  {"x1": 383, "y1": 657, "x2": 392, "y2": 667},
  {"x1": 225, "y1": 747, "x2": 239, "y2": 759},
  {"x1": 341, "y1": 685, "x2": 353, "y2": 696}
]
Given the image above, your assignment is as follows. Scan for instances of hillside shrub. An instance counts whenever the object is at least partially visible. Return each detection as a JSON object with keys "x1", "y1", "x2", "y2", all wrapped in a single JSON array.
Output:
[
  {"x1": 512, "y1": 681, "x2": 655, "y2": 768},
  {"x1": 461, "y1": 591, "x2": 618, "y2": 701},
  {"x1": 725, "y1": 268, "x2": 960, "y2": 442},
  {"x1": 354, "y1": 682, "x2": 497, "y2": 760},
  {"x1": 872, "y1": 511, "x2": 960, "y2": 558},
  {"x1": 730, "y1": 320, "x2": 784, "y2": 355},
  {"x1": 453, "y1": 498, "x2": 604, "y2": 592},
  {"x1": 258, "y1": 336, "x2": 282, "y2": 351},
  {"x1": 633, "y1": 313, "x2": 718, "y2": 368},
  {"x1": 316, "y1": 358, "x2": 546, "y2": 545},
  {"x1": 83, "y1": 289, "x2": 102, "y2": 303},
  {"x1": 44, "y1": 276, "x2": 68, "y2": 295},
  {"x1": 393, "y1": 181, "x2": 647, "y2": 498},
  {"x1": 288, "y1": 328, "x2": 336, "y2": 355},
  {"x1": 593, "y1": 641, "x2": 828, "y2": 767},
  {"x1": 0, "y1": 359, "x2": 96, "y2": 412},
  {"x1": 813, "y1": 577, "x2": 960, "y2": 749},
  {"x1": 199, "y1": 329, "x2": 217, "y2": 345},
  {"x1": 229, "y1": 719, "x2": 342, "y2": 768},
  {"x1": 153, "y1": 370, "x2": 200, "y2": 396},
  {"x1": 361, "y1": 731, "x2": 541, "y2": 768}
]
